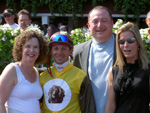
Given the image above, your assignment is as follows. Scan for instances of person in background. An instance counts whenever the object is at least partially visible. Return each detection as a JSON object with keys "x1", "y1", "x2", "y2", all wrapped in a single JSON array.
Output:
[
  {"x1": 3, "y1": 8, "x2": 19, "y2": 29},
  {"x1": 145, "y1": 11, "x2": 150, "y2": 33},
  {"x1": 0, "y1": 16, "x2": 2, "y2": 25},
  {"x1": 57, "y1": 22, "x2": 63, "y2": 30},
  {"x1": 82, "y1": 24, "x2": 89, "y2": 31},
  {"x1": 17, "y1": 9, "x2": 31, "y2": 30},
  {"x1": 59, "y1": 25, "x2": 67, "y2": 32},
  {"x1": 40, "y1": 31, "x2": 96, "y2": 113},
  {"x1": 105, "y1": 22, "x2": 150, "y2": 113},
  {"x1": 0, "y1": 30, "x2": 48, "y2": 113},
  {"x1": 45, "y1": 24, "x2": 58, "y2": 40},
  {"x1": 72, "y1": 6, "x2": 116, "y2": 113},
  {"x1": 42, "y1": 24, "x2": 49, "y2": 36}
]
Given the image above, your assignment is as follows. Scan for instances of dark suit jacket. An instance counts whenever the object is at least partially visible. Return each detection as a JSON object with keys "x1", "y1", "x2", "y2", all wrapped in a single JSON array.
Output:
[{"x1": 72, "y1": 34, "x2": 116, "y2": 75}]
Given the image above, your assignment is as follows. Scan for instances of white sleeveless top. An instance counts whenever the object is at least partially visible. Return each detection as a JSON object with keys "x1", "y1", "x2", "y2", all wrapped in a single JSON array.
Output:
[{"x1": 5, "y1": 63, "x2": 43, "y2": 113}]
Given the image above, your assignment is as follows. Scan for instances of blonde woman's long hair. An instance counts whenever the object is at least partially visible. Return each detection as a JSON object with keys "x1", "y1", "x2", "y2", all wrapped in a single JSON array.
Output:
[{"x1": 114, "y1": 22, "x2": 149, "y2": 71}]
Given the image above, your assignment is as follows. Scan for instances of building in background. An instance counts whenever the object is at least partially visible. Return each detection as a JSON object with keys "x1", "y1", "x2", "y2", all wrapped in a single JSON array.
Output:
[{"x1": 0, "y1": 1, "x2": 148, "y2": 33}]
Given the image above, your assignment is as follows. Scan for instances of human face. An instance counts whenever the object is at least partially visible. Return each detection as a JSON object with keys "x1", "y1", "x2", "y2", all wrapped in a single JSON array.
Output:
[
  {"x1": 51, "y1": 45, "x2": 73, "y2": 64},
  {"x1": 119, "y1": 31, "x2": 139, "y2": 63},
  {"x1": 47, "y1": 27, "x2": 53, "y2": 38},
  {"x1": 18, "y1": 14, "x2": 31, "y2": 29},
  {"x1": 22, "y1": 37, "x2": 40, "y2": 64},
  {"x1": 4, "y1": 14, "x2": 14, "y2": 25},
  {"x1": 88, "y1": 9, "x2": 113, "y2": 43},
  {"x1": 146, "y1": 18, "x2": 150, "y2": 28},
  {"x1": 60, "y1": 27, "x2": 67, "y2": 32}
]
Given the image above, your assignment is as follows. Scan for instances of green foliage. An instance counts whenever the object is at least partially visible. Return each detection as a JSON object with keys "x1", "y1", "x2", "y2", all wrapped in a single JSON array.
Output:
[
  {"x1": 20, "y1": 0, "x2": 29, "y2": 9},
  {"x1": 4, "y1": 0, "x2": 149, "y2": 27},
  {"x1": 43, "y1": 0, "x2": 88, "y2": 26},
  {"x1": 0, "y1": 24, "x2": 22, "y2": 73},
  {"x1": 92, "y1": 0, "x2": 105, "y2": 7},
  {"x1": 70, "y1": 28, "x2": 92, "y2": 45},
  {"x1": 139, "y1": 28, "x2": 150, "y2": 60},
  {"x1": 0, "y1": 28, "x2": 15, "y2": 73},
  {"x1": 114, "y1": 0, "x2": 150, "y2": 24},
  {"x1": 6, "y1": 0, "x2": 17, "y2": 12}
]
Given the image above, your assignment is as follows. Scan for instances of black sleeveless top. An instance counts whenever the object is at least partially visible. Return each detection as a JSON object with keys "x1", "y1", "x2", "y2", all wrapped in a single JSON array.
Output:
[{"x1": 112, "y1": 61, "x2": 150, "y2": 113}]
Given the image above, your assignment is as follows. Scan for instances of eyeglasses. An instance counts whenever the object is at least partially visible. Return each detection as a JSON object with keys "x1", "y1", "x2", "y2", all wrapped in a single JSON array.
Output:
[
  {"x1": 4, "y1": 14, "x2": 11, "y2": 18},
  {"x1": 50, "y1": 34, "x2": 73, "y2": 46},
  {"x1": 118, "y1": 38, "x2": 136, "y2": 44},
  {"x1": 51, "y1": 34, "x2": 68, "y2": 42}
]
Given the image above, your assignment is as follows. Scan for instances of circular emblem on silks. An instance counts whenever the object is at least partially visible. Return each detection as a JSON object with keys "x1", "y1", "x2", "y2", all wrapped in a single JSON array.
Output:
[{"x1": 44, "y1": 78, "x2": 72, "y2": 111}]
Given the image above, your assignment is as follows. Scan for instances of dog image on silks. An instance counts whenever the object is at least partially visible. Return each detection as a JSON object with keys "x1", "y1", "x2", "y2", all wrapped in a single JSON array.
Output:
[{"x1": 48, "y1": 85, "x2": 65, "y2": 103}]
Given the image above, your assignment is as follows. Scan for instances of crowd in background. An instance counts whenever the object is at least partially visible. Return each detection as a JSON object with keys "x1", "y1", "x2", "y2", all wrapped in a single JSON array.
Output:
[{"x1": 0, "y1": 8, "x2": 70, "y2": 41}]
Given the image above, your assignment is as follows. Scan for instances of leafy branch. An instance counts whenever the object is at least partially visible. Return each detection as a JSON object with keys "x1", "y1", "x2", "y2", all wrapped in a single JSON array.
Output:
[
  {"x1": 4, "y1": 0, "x2": 150, "y2": 26},
  {"x1": 114, "y1": 0, "x2": 150, "y2": 25}
]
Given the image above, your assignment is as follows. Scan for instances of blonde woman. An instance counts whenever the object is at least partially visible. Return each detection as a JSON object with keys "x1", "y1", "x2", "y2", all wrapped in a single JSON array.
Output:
[{"x1": 105, "y1": 22, "x2": 150, "y2": 113}]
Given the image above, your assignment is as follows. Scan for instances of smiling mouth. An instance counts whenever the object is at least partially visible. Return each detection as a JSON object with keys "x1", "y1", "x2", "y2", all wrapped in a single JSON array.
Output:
[
  {"x1": 96, "y1": 29, "x2": 105, "y2": 33},
  {"x1": 28, "y1": 54, "x2": 35, "y2": 57},
  {"x1": 123, "y1": 50, "x2": 131, "y2": 54}
]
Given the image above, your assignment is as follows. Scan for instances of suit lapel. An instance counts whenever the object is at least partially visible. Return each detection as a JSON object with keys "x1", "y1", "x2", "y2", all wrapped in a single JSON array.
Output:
[{"x1": 80, "y1": 40, "x2": 92, "y2": 74}]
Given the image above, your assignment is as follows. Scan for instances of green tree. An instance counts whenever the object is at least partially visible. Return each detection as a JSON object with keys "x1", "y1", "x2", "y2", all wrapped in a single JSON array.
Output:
[
  {"x1": 3, "y1": 0, "x2": 150, "y2": 26},
  {"x1": 114, "y1": 0, "x2": 150, "y2": 25}
]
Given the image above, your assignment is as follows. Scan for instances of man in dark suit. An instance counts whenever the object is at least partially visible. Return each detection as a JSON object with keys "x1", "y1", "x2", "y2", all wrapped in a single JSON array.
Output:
[{"x1": 72, "y1": 6, "x2": 116, "y2": 113}]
